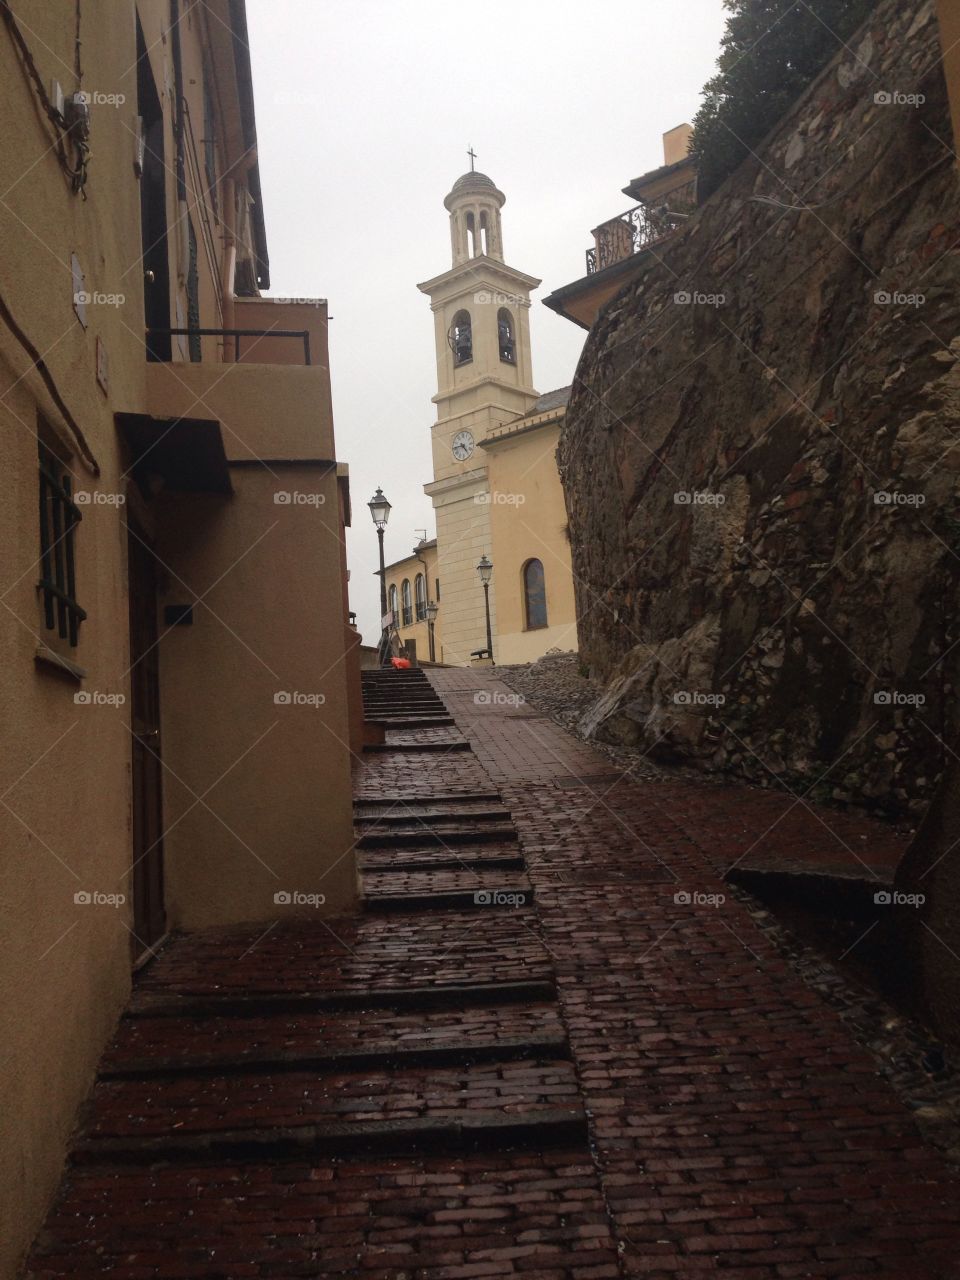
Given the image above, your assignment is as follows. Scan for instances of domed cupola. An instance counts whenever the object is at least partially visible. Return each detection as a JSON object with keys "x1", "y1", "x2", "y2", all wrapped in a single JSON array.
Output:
[{"x1": 444, "y1": 161, "x2": 506, "y2": 265}]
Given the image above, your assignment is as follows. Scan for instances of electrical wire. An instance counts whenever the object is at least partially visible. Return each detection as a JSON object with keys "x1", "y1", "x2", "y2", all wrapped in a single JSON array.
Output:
[
  {"x1": 0, "y1": 0, "x2": 89, "y2": 196},
  {"x1": 0, "y1": 286, "x2": 100, "y2": 475}
]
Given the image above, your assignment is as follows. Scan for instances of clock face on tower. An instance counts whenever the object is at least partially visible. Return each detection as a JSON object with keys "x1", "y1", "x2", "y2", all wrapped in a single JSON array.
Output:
[{"x1": 451, "y1": 430, "x2": 475, "y2": 462}]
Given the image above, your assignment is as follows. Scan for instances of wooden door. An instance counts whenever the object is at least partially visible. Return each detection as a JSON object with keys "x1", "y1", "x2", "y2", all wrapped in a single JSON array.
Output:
[{"x1": 127, "y1": 525, "x2": 166, "y2": 954}]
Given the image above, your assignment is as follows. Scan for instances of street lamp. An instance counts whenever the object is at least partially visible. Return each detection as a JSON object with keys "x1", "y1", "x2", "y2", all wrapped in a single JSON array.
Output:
[
  {"x1": 476, "y1": 553, "x2": 493, "y2": 660},
  {"x1": 426, "y1": 600, "x2": 439, "y2": 663},
  {"x1": 367, "y1": 487, "x2": 391, "y2": 621}
]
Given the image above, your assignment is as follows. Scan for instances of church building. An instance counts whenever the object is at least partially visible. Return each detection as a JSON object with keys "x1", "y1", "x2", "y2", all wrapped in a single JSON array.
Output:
[{"x1": 396, "y1": 163, "x2": 579, "y2": 666}]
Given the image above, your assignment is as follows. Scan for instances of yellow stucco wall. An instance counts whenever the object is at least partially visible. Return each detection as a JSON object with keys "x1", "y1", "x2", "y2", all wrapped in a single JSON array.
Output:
[
  {"x1": 483, "y1": 419, "x2": 579, "y2": 664},
  {"x1": 0, "y1": 2, "x2": 358, "y2": 1272},
  {"x1": 384, "y1": 543, "x2": 443, "y2": 661}
]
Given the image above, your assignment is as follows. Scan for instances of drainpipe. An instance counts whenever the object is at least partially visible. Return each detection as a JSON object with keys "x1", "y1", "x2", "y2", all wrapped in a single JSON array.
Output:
[{"x1": 169, "y1": 0, "x2": 189, "y2": 327}]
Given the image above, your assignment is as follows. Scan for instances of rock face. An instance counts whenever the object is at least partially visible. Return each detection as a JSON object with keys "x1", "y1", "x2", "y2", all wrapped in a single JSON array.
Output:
[{"x1": 560, "y1": 0, "x2": 960, "y2": 816}]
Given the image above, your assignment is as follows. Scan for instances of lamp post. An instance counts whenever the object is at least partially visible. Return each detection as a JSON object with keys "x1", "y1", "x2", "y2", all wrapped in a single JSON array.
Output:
[
  {"x1": 426, "y1": 600, "x2": 438, "y2": 663},
  {"x1": 476, "y1": 554, "x2": 493, "y2": 660},
  {"x1": 367, "y1": 487, "x2": 391, "y2": 622}
]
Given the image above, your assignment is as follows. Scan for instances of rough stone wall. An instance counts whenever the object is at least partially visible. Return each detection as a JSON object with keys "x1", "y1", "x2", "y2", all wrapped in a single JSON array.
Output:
[{"x1": 560, "y1": 0, "x2": 960, "y2": 817}]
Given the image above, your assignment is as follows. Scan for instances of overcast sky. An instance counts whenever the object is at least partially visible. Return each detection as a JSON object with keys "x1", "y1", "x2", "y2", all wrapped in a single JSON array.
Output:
[{"x1": 245, "y1": 0, "x2": 727, "y2": 643}]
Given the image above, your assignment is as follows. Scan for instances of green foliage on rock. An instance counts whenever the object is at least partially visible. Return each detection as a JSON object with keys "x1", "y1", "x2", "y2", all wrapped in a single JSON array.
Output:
[{"x1": 692, "y1": 0, "x2": 877, "y2": 199}]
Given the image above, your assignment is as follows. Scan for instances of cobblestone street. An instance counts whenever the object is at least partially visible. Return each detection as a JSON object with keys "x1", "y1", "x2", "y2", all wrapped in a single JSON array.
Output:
[{"x1": 27, "y1": 666, "x2": 960, "y2": 1278}]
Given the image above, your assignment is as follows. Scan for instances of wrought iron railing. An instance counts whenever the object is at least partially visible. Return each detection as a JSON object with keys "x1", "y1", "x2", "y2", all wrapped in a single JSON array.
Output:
[{"x1": 585, "y1": 181, "x2": 697, "y2": 275}]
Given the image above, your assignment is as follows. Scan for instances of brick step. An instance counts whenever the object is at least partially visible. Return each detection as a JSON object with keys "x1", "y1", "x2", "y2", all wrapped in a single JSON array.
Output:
[
  {"x1": 359, "y1": 845, "x2": 526, "y2": 872},
  {"x1": 72, "y1": 1106, "x2": 589, "y2": 1165},
  {"x1": 355, "y1": 806, "x2": 512, "y2": 825},
  {"x1": 355, "y1": 790, "x2": 502, "y2": 808},
  {"x1": 362, "y1": 740, "x2": 471, "y2": 753},
  {"x1": 363, "y1": 873, "x2": 534, "y2": 912},
  {"x1": 27, "y1": 1149, "x2": 618, "y2": 1278},
  {"x1": 365, "y1": 715, "x2": 454, "y2": 728},
  {"x1": 126, "y1": 979, "x2": 557, "y2": 1020},
  {"x1": 357, "y1": 823, "x2": 518, "y2": 847},
  {"x1": 99, "y1": 1032, "x2": 567, "y2": 1080},
  {"x1": 77, "y1": 1059, "x2": 584, "y2": 1156},
  {"x1": 101, "y1": 1002, "x2": 565, "y2": 1071},
  {"x1": 130, "y1": 914, "x2": 548, "y2": 997},
  {"x1": 363, "y1": 706, "x2": 450, "y2": 716}
]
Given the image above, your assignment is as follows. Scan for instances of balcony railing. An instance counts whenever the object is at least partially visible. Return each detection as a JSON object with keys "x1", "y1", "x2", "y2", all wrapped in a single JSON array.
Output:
[
  {"x1": 147, "y1": 327, "x2": 312, "y2": 365},
  {"x1": 585, "y1": 181, "x2": 697, "y2": 275}
]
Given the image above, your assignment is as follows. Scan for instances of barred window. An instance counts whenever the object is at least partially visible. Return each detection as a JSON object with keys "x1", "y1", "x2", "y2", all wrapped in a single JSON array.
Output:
[
  {"x1": 38, "y1": 438, "x2": 85, "y2": 647},
  {"x1": 415, "y1": 573, "x2": 427, "y2": 621}
]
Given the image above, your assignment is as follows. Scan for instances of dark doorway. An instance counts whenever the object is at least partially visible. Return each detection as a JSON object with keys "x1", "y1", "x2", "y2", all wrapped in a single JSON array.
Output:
[
  {"x1": 127, "y1": 523, "x2": 166, "y2": 954},
  {"x1": 136, "y1": 17, "x2": 171, "y2": 362}
]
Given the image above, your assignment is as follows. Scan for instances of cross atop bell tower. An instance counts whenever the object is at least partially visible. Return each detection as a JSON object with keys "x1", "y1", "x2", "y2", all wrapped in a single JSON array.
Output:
[{"x1": 467, "y1": 145, "x2": 478, "y2": 171}]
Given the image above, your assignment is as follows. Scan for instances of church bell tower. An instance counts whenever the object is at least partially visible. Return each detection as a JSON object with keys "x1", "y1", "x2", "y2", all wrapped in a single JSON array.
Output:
[{"x1": 418, "y1": 160, "x2": 542, "y2": 665}]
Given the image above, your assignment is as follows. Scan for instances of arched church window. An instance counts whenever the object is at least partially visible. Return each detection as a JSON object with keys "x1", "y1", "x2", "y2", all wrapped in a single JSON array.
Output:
[
  {"x1": 415, "y1": 573, "x2": 427, "y2": 621},
  {"x1": 466, "y1": 211, "x2": 477, "y2": 257},
  {"x1": 401, "y1": 579, "x2": 413, "y2": 627},
  {"x1": 479, "y1": 210, "x2": 489, "y2": 255},
  {"x1": 388, "y1": 583, "x2": 398, "y2": 620},
  {"x1": 449, "y1": 310, "x2": 472, "y2": 366},
  {"x1": 498, "y1": 308, "x2": 516, "y2": 364},
  {"x1": 523, "y1": 559, "x2": 548, "y2": 631}
]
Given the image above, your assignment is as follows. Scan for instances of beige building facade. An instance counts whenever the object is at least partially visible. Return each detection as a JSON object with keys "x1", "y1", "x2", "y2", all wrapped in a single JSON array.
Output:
[
  {"x1": 0, "y1": 3, "x2": 359, "y2": 1273},
  {"x1": 416, "y1": 170, "x2": 579, "y2": 666}
]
